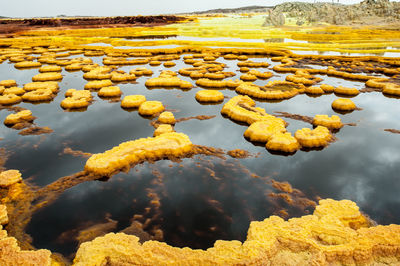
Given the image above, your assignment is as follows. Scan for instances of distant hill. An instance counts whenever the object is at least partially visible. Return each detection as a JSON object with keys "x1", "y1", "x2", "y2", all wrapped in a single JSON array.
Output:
[{"x1": 185, "y1": 5, "x2": 273, "y2": 15}]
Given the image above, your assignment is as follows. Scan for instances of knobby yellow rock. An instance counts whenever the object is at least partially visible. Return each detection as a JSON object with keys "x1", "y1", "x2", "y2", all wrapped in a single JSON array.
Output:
[
  {"x1": 73, "y1": 199, "x2": 399, "y2": 266},
  {"x1": 84, "y1": 132, "x2": 193, "y2": 176}
]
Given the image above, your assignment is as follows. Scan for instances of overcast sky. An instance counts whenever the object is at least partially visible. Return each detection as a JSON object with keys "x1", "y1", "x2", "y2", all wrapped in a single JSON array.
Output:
[{"x1": 2, "y1": 0, "x2": 399, "y2": 18}]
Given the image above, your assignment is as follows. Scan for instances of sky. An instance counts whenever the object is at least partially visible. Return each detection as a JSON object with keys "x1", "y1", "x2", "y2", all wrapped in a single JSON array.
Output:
[{"x1": 2, "y1": 0, "x2": 399, "y2": 18}]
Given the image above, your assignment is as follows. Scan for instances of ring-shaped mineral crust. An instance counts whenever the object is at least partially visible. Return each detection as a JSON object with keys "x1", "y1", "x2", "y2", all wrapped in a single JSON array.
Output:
[
  {"x1": 39, "y1": 65, "x2": 62, "y2": 73},
  {"x1": 157, "y1": 111, "x2": 176, "y2": 124},
  {"x1": 195, "y1": 90, "x2": 225, "y2": 103},
  {"x1": 0, "y1": 93, "x2": 22, "y2": 105},
  {"x1": 4, "y1": 110, "x2": 33, "y2": 126},
  {"x1": 332, "y1": 98, "x2": 357, "y2": 111},
  {"x1": 98, "y1": 86, "x2": 122, "y2": 98},
  {"x1": 294, "y1": 126, "x2": 332, "y2": 148},
  {"x1": 382, "y1": 83, "x2": 400, "y2": 96},
  {"x1": 236, "y1": 81, "x2": 301, "y2": 100},
  {"x1": 265, "y1": 132, "x2": 300, "y2": 153},
  {"x1": 84, "y1": 80, "x2": 113, "y2": 90},
  {"x1": 3, "y1": 87, "x2": 25, "y2": 96},
  {"x1": 0, "y1": 80, "x2": 17, "y2": 88},
  {"x1": 23, "y1": 82, "x2": 59, "y2": 93},
  {"x1": 32, "y1": 72, "x2": 63, "y2": 82},
  {"x1": 312, "y1": 115, "x2": 343, "y2": 130},
  {"x1": 14, "y1": 61, "x2": 41, "y2": 69},
  {"x1": 153, "y1": 124, "x2": 175, "y2": 136},
  {"x1": 221, "y1": 95, "x2": 278, "y2": 125},
  {"x1": 84, "y1": 132, "x2": 193, "y2": 176},
  {"x1": 22, "y1": 89, "x2": 54, "y2": 102},
  {"x1": 334, "y1": 86, "x2": 360, "y2": 96},
  {"x1": 244, "y1": 120, "x2": 287, "y2": 143},
  {"x1": 138, "y1": 101, "x2": 165, "y2": 116},
  {"x1": 120, "y1": 95, "x2": 147, "y2": 109}
]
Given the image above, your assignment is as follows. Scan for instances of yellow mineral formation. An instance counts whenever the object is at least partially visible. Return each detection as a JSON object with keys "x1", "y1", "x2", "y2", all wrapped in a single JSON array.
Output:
[
  {"x1": 0, "y1": 80, "x2": 17, "y2": 88},
  {"x1": 129, "y1": 67, "x2": 153, "y2": 76},
  {"x1": 22, "y1": 89, "x2": 54, "y2": 102},
  {"x1": 83, "y1": 67, "x2": 112, "y2": 80},
  {"x1": 154, "y1": 124, "x2": 175, "y2": 136},
  {"x1": 74, "y1": 199, "x2": 400, "y2": 265},
  {"x1": 305, "y1": 86, "x2": 324, "y2": 95},
  {"x1": 221, "y1": 95, "x2": 278, "y2": 125},
  {"x1": 84, "y1": 80, "x2": 113, "y2": 90},
  {"x1": 3, "y1": 87, "x2": 25, "y2": 96},
  {"x1": 110, "y1": 71, "x2": 136, "y2": 82},
  {"x1": 334, "y1": 86, "x2": 360, "y2": 96},
  {"x1": 84, "y1": 132, "x2": 193, "y2": 175},
  {"x1": 203, "y1": 72, "x2": 226, "y2": 80},
  {"x1": 195, "y1": 90, "x2": 224, "y2": 103},
  {"x1": 295, "y1": 126, "x2": 332, "y2": 148},
  {"x1": 163, "y1": 61, "x2": 176, "y2": 67},
  {"x1": 61, "y1": 90, "x2": 92, "y2": 109},
  {"x1": 32, "y1": 72, "x2": 63, "y2": 82},
  {"x1": 157, "y1": 112, "x2": 176, "y2": 124},
  {"x1": 265, "y1": 132, "x2": 300, "y2": 153},
  {"x1": 98, "y1": 86, "x2": 122, "y2": 98},
  {"x1": 149, "y1": 60, "x2": 161, "y2": 66},
  {"x1": 138, "y1": 101, "x2": 164, "y2": 116},
  {"x1": 4, "y1": 110, "x2": 34, "y2": 126},
  {"x1": 145, "y1": 73, "x2": 192, "y2": 89},
  {"x1": 121, "y1": 95, "x2": 147, "y2": 109},
  {"x1": 39, "y1": 65, "x2": 62, "y2": 73},
  {"x1": 314, "y1": 199, "x2": 370, "y2": 229},
  {"x1": 247, "y1": 69, "x2": 273, "y2": 79},
  {"x1": 332, "y1": 98, "x2": 357, "y2": 112},
  {"x1": 0, "y1": 205, "x2": 8, "y2": 225},
  {"x1": 286, "y1": 70, "x2": 322, "y2": 86},
  {"x1": 237, "y1": 60, "x2": 269, "y2": 68},
  {"x1": 23, "y1": 81, "x2": 59, "y2": 92},
  {"x1": 0, "y1": 236, "x2": 52, "y2": 266},
  {"x1": 236, "y1": 81, "x2": 301, "y2": 100},
  {"x1": 14, "y1": 61, "x2": 41, "y2": 69},
  {"x1": 312, "y1": 115, "x2": 343, "y2": 130},
  {"x1": 0, "y1": 170, "x2": 22, "y2": 187},
  {"x1": 196, "y1": 78, "x2": 227, "y2": 88},
  {"x1": 244, "y1": 120, "x2": 287, "y2": 143},
  {"x1": 382, "y1": 83, "x2": 400, "y2": 96},
  {"x1": 0, "y1": 94, "x2": 22, "y2": 105},
  {"x1": 320, "y1": 84, "x2": 335, "y2": 93},
  {"x1": 240, "y1": 73, "x2": 257, "y2": 81}
]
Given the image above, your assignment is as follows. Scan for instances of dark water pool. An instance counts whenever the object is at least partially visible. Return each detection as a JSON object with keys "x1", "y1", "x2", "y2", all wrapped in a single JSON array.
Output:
[{"x1": 1, "y1": 50, "x2": 400, "y2": 258}]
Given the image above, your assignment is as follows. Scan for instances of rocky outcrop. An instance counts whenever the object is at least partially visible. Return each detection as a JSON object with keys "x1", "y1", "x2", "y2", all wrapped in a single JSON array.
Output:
[{"x1": 264, "y1": 0, "x2": 400, "y2": 26}]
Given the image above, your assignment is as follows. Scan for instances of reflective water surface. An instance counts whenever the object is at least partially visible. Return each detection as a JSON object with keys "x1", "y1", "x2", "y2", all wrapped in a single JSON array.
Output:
[{"x1": 1, "y1": 42, "x2": 400, "y2": 258}]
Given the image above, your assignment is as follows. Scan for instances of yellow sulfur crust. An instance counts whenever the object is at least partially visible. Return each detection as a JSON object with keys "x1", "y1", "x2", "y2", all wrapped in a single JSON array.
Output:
[{"x1": 84, "y1": 132, "x2": 193, "y2": 175}]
